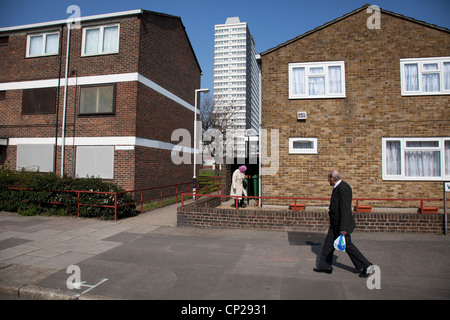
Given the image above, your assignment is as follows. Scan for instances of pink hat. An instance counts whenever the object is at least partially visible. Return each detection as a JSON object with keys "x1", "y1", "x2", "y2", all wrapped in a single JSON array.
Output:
[{"x1": 239, "y1": 165, "x2": 247, "y2": 173}]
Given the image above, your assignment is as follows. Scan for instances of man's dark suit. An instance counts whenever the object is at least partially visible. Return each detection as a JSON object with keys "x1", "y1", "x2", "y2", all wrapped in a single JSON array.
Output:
[{"x1": 318, "y1": 180, "x2": 371, "y2": 271}]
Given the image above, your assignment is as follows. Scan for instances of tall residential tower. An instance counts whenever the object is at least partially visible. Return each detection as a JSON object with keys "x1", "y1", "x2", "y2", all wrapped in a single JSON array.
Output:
[{"x1": 213, "y1": 17, "x2": 260, "y2": 158}]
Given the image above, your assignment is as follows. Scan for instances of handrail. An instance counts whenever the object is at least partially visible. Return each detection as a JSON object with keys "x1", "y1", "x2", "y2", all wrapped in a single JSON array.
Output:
[
  {"x1": 180, "y1": 193, "x2": 446, "y2": 213},
  {"x1": 7, "y1": 176, "x2": 223, "y2": 221}
]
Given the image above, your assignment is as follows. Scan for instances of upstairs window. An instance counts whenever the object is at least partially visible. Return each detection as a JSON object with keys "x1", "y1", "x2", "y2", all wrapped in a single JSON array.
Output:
[
  {"x1": 82, "y1": 24, "x2": 119, "y2": 56},
  {"x1": 26, "y1": 32, "x2": 59, "y2": 57},
  {"x1": 22, "y1": 88, "x2": 56, "y2": 114},
  {"x1": 289, "y1": 61, "x2": 346, "y2": 99},
  {"x1": 400, "y1": 57, "x2": 450, "y2": 96}
]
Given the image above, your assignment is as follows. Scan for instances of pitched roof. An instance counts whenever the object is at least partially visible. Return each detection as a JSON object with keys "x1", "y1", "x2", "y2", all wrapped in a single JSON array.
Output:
[
  {"x1": 261, "y1": 3, "x2": 450, "y2": 56},
  {"x1": 0, "y1": 9, "x2": 202, "y2": 73}
]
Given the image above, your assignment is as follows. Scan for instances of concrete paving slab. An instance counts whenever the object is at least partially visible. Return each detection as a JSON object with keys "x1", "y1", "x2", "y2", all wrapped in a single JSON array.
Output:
[
  {"x1": 0, "y1": 238, "x2": 31, "y2": 250},
  {"x1": 1, "y1": 207, "x2": 450, "y2": 302}
]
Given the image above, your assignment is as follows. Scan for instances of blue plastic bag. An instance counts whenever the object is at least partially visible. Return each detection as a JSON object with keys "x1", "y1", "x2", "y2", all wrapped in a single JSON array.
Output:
[{"x1": 333, "y1": 234, "x2": 346, "y2": 252}]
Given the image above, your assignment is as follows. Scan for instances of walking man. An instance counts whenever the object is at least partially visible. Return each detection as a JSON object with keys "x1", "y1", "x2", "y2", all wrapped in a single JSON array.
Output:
[{"x1": 314, "y1": 170, "x2": 374, "y2": 277}]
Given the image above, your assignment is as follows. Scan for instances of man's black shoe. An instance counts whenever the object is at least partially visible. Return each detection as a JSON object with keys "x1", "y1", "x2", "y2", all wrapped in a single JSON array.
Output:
[
  {"x1": 359, "y1": 265, "x2": 374, "y2": 278},
  {"x1": 313, "y1": 267, "x2": 332, "y2": 274}
]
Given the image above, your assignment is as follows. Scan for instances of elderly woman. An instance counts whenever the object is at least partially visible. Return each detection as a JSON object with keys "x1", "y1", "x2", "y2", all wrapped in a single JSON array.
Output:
[{"x1": 230, "y1": 165, "x2": 247, "y2": 208}]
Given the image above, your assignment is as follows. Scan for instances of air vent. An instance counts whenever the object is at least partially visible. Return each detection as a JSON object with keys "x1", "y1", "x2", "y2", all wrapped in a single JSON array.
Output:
[{"x1": 297, "y1": 112, "x2": 307, "y2": 120}]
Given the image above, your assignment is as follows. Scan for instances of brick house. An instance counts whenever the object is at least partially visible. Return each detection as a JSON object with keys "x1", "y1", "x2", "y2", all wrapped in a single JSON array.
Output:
[
  {"x1": 0, "y1": 9, "x2": 202, "y2": 191},
  {"x1": 260, "y1": 5, "x2": 449, "y2": 208}
]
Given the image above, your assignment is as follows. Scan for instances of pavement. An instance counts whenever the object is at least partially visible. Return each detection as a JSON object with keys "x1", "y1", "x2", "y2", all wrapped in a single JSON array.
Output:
[{"x1": 1, "y1": 200, "x2": 450, "y2": 303}]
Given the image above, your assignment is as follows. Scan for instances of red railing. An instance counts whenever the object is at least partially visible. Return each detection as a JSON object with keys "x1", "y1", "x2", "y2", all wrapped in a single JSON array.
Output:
[
  {"x1": 7, "y1": 177, "x2": 223, "y2": 221},
  {"x1": 181, "y1": 193, "x2": 447, "y2": 214}
]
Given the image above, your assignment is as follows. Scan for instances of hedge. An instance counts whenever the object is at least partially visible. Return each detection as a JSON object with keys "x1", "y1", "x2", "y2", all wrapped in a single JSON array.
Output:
[{"x1": 0, "y1": 168, "x2": 136, "y2": 220}]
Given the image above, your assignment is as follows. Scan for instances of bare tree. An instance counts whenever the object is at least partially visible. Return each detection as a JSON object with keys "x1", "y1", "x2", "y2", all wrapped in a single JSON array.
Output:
[{"x1": 199, "y1": 93, "x2": 237, "y2": 171}]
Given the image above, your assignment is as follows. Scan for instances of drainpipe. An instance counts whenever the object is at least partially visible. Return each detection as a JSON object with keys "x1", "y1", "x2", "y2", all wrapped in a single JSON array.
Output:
[
  {"x1": 257, "y1": 55, "x2": 262, "y2": 207},
  {"x1": 54, "y1": 24, "x2": 64, "y2": 173},
  {"x1": 61, "y1": 24, "x2": 71, "y2": 176}
]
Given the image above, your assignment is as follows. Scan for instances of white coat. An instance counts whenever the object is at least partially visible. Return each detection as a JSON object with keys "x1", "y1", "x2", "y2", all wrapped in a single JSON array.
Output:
[{"x1": 230, "y1": 169, "x2": 247, "y2": 199}]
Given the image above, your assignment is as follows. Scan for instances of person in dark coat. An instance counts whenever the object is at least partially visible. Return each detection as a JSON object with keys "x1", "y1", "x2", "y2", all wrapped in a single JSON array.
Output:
[{"x1": 314, "y1": 170, "x2": 374, "y2": 277}]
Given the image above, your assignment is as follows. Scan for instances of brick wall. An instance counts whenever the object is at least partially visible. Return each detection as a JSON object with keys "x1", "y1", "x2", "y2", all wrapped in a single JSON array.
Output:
[
  {"x1": 0, "y1": 12, "x2": 201, "y2": 192},
  {"x1": 260, "y1": 9, "x2": 450, "y2": 204},
  {"x1": 138, "y1": 13, "x2": 201, "y2": 104},
  {"x1": 177, "y1": 202, "x2": 448, "y2": 234}
]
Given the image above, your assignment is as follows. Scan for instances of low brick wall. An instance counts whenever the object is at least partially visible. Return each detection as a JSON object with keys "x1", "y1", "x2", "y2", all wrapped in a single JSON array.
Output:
[{"x1": 177, "y1": 200, "x2": 448, "y2": 235}]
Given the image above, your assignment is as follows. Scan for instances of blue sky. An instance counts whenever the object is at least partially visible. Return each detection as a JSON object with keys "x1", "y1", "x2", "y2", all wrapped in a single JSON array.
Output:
[{"x1": 1, "y1": 0, "x2": 449, "y2": 91}]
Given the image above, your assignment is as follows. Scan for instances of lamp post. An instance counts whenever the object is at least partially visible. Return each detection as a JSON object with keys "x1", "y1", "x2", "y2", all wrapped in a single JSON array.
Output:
[{"x1": 193, "y1": 88, "x2": 209, "y2": 195}]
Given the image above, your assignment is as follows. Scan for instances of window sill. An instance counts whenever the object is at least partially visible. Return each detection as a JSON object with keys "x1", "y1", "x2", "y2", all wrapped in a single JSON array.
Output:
[
  {"x1": 401, "y1": 92, "x2": 450, "y2": 96},
  {"x1": 81, "y1": 51, "x2": 119, "y2": 57},
  {"x1": 289, "y1": 95, "x2": 346, "y2": 100},
  {"x1": 383, "y1": 176, "x2": 450, "y2": 181}
]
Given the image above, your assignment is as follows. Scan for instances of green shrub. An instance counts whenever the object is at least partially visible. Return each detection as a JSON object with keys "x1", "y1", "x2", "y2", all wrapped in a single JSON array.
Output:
[{"x1": 0, "y1": 168, "x2": 136, "y2": 220}]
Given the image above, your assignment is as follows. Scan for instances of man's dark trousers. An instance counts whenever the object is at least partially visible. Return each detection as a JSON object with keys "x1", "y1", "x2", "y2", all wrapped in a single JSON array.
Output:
[
  {"x1": 319, "y1": 228, "x2": 371, "y2": 270},
  {"x1": 319, "y1": 180, "x2": 371, "y2": 271}
]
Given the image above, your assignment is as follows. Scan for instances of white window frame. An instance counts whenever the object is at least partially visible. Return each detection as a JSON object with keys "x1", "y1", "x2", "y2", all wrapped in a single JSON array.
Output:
[
  {"x1": 382, "y1": 137, "x2": 450, "y2": 181},
  {"x1": 26, "y1": 32, "x2": 60, "y2": 57},
  {"x1": 400, "y1": 57, "x2": 450, "y2": 96},
  {"x1": 289, "y1": 61, "x2": 346, "y2": 99},
  {"x1": 81, "y1": 24, "x2": 120, "y2": 56},
  {"x1": 289, "y1": 138, "x2": 318, "y2": 154}
]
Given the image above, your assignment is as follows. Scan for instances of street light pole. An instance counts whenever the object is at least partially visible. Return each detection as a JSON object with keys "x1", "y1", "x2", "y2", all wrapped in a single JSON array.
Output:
[{"x1": 193, "y1": 88, "x2": 209, "y2": 195}]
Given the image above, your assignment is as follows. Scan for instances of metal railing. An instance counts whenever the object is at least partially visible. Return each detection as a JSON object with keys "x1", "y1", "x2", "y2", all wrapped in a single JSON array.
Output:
[
  {"x1": 6, "y1": 176, "x2": 223, "y2": 221},
  {"x1": 180, "y1": 193, "x2": 447, "y2": 214}
]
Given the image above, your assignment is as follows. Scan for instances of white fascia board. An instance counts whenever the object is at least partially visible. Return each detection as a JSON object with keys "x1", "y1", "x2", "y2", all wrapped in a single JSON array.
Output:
[
  {"x1": 137, "y1": 74, "x2": 195, "y2": 112},
  {"x1": 0, "y1": 73, "x2": 138, "y2": 90},
  {"x1": 0, "y1": 9, "x2": 143, "y2": 33},
  {"x1": 0, "y1": 72, "x2": 195, "y2": 112},
  {"x1": 8, "y1": 136, "x2": 196, "y2": 154}
]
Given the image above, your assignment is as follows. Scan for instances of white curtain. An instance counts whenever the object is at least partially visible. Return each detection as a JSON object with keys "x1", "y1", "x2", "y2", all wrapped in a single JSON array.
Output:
[
  {"x1": 103, "y1": 26, "x2": 118, "y2": 53},
  {"x1": 29, "y1": 35, "x2": 42, "y2": 56},
  {"x1": 444, "y1": 63, "x2": 450, "y2": 91},
  {"x1": 85, "y1": 28, "x2": 99, "y2": 54},
  {"x1": 291, "y1": 67, "x2": 305, "y2": 95},
  {"x1": 405, "y1": 151, "x2": 440, "y2": 177},
  {"x1": 422, "y1": 74, "x2": 440, "y2": 92},
  {"x1": 422, "y1": 63, "x2": 440, "y2": 92},
  {"x1": 405, "y1": 141, "x2": 440, "y2": 177},
  {"x1": 309, "y1": 77, "x2": 325, "y2": 96},
  {"x1": 445, "y1": 141, "x2": 450, "y2": 176},
  {"x1": 404, "y1": 64, "x2": 419, "y2": 91},
  {"x1": 328, "y1": 66, "x2": 342, "y2": 94},
  {"x1": 386, "y1": 141, "x2": 401, "y2": 175},
  {"x1": 45, "y1": 33, "x2": 59, "y2": 54}
]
